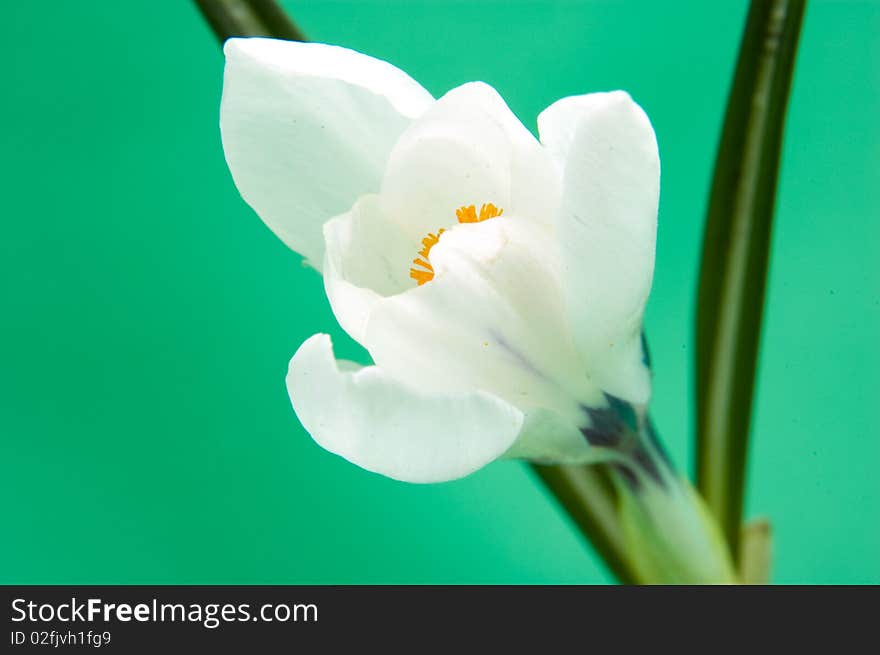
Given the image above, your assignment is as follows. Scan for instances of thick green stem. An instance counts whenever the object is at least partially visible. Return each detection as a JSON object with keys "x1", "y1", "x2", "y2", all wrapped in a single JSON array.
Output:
[
  {"x1": 536, "y1": 416, "x2": 735, "y2": 585},
  {"x1": 695, "y1": 0, "x2": 805, "y2": 562},
  {"x1": 614, "y1": 439, "x2": 736, "y2": 585}
]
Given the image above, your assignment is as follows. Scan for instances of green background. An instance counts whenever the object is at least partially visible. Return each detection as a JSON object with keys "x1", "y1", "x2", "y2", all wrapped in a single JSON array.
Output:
[{"x1": 2, "y1": 0, "x2": 878, "y2": 584}]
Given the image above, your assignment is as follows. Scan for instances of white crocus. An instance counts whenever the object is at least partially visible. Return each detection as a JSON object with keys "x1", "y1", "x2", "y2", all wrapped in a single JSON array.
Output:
[{"x1": 220, "y1": 38, "x2": 660, "y2": 484}]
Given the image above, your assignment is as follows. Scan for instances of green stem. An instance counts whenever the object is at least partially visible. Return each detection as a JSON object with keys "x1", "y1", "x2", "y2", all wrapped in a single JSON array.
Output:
[
  {"x1": 617, "y1": 469, "x2": 736, "y2": 585},
  {"x1": 695, "y1": 0, "x2": 805, "y2": 562},
  {"x1": 535, "y1": 413, "x2": 735, "y2": 584},
  {"x1": 530, "y1": 463, "x2": 638, "y2": 584},
  {"x1": 193, "y1": 0, "x2": 305, "y2": 42}
]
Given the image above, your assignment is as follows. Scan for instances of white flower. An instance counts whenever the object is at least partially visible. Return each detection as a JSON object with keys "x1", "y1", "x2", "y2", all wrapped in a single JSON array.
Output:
[{"x1": 220, "y1": 38, "x2": 660, "y2": 483}]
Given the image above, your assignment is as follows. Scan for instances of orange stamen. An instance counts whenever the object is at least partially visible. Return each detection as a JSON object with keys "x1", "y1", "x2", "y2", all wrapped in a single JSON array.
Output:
[
  {"x1": 455, "y1": 203, "x2": 504, "y2": 224},
  {"x1": 409, "y1": 230, "x2": 444, "y2": 285},
  {"x1": 409, "y1": 203, "x2": 504, "y2": 285}
]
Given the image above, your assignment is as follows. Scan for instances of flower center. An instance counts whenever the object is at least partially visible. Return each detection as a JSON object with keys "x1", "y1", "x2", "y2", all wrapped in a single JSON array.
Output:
[{"x1": 409, "y1": 203, "x2": 504, "y2": 285}]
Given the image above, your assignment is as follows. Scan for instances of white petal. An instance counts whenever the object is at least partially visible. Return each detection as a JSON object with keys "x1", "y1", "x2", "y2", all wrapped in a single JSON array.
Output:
[
  {"x1": 221, "y1": 38, "x2": 434, "y2": 264},
  {"x1": 504, "y1": 408, "x2": 601, "y2": 464},
  {"x1": 322, "y1": 195, "x2": 413, "y2": 343},
  {"x1": 380, "y1": 82, "x2": 559, "y2": 240},
  {"x1": 364, "y1": 215, "x2": 605, "y2": 425},
  {"x1": 538, "y1": 91, "x2": 659, "y2": 404},
  {"x1": 287, "y1": 334, "x2": 524, "y2": 483}
]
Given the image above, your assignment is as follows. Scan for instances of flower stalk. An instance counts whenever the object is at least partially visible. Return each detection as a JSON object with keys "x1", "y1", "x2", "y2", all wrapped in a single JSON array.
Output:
[
  {"x1": 611, "y1": 426, "x2": 736, "y2": 584},
  {"x1": 531, "y1": 463, "x2": 638, "y2": 584},
  {"x1": 695, "y1": 0, "x2": 805, "y2": 562},
  {"x1": 539, "y1": 418, "x2": 735, "y2": 585}
]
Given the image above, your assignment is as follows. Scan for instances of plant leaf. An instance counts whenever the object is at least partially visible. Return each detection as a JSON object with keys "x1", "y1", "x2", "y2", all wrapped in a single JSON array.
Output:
[{"x1": 695, "y1": 0, "x2": 805, "y2": 561}]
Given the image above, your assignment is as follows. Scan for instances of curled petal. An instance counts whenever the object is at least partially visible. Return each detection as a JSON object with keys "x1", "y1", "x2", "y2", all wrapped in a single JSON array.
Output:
[
  {"x1": 221, "y1": 38, "x2": 433, "y2": 264},
  {"x1": 322, "y1": 195, "x2": 413, "y2": 343},
  {"x1": 287, "y1": 334, "x2": 524, "y2": 483}
]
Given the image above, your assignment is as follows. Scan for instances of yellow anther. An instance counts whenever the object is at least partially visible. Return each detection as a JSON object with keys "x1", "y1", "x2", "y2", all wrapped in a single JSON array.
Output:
[
  {"x1": 455, "y1": 203, "x2": 503, "y2": 223},
  {"x1": 409, "y1": 203, "x2": 504, "y2": 285}
]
